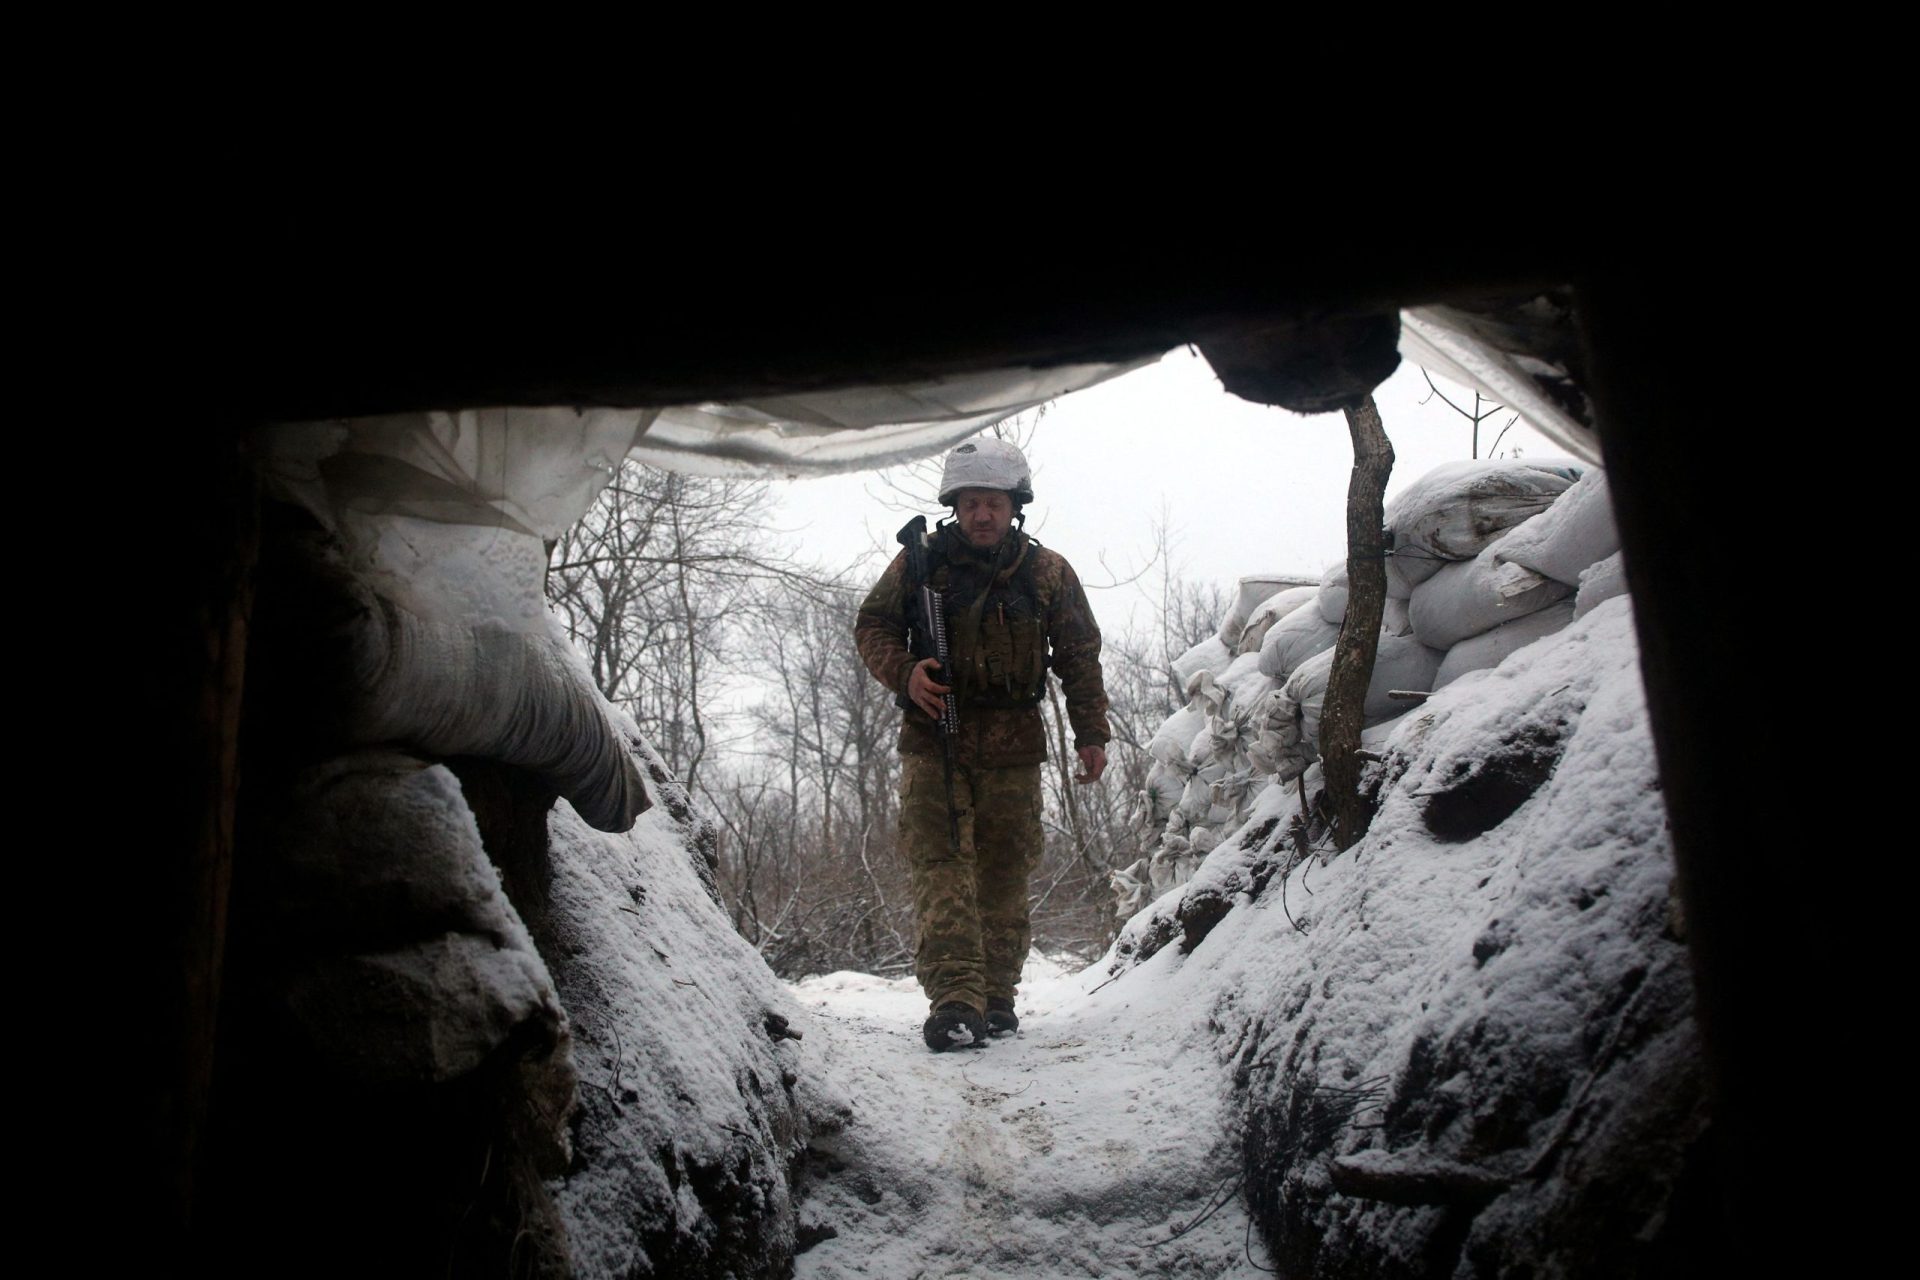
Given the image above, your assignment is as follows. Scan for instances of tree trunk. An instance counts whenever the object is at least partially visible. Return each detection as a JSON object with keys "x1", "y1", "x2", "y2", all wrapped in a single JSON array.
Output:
[{"x1": 1322, "y1": 394, "x2": 1393, "y2": 851}]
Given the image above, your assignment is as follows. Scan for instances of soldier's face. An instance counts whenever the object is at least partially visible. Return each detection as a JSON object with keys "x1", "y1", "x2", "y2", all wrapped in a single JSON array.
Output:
[{"x1": 954, "y1": 488, "x2": 1014, "y2": 548}]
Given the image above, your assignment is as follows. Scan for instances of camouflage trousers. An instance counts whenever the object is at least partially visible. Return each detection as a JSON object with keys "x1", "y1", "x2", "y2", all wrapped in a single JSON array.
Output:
[{"x1": 898, "y1": 754, "x2": 1043, "y2": 1014}]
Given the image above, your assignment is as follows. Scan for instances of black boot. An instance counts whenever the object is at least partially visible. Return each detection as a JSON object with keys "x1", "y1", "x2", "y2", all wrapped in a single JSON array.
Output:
[
  {"x1": 985, "y1": 997, "x2": 1019, "y2": 1036},
  {"x1": 923, "y1": 1002, "x2": 988, "y2": 1051}
]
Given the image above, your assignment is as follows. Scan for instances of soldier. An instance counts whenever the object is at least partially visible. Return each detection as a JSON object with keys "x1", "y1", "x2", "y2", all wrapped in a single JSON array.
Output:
[{"x1": 855, "y1": 438, "x2": 1110, "y2": 1051}]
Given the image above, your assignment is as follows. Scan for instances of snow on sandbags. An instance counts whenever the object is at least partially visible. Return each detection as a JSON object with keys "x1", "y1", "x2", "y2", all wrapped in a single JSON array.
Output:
[
  {"x1": 1237, "y1": 585, "x2": 1317, "y2": 656},
  {"x1": 1409, "y1": 541, "x2": 1575, "y2": 651},
  {"x1": 1317, "y1": 560, "x2": 1348, "y2": 625},
  {"x1": 1492, "y1": 469, "x2": 1620, "y2": 587},
  {"x1": 1575, "y1": 551, "x2": 1629, "y2": 618},
  {"x1": 1384, "y1": 459, "x2": 1581, "y2": 596},
  {"x1": 1217, "y1": 572, "x2": 1316, "y2": 648},
  {"x1": 1171, "y1": 635, "x2": 1235, "y2": 687},
  {"x1": 1433, "y1": 601, "x2": 1577, "y2": 690},
  {"x1": 1259, "y1": 602, "x2": 1343, "y2": 681}
]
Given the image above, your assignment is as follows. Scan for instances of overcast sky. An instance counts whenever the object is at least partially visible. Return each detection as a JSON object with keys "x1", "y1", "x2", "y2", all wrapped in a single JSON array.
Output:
[{"x1": 763, "y1": 346, "x2": 1565, "y2": 638}]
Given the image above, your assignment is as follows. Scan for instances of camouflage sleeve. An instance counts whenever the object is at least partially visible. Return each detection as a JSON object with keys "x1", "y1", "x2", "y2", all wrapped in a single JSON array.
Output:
[
  {"x1": 855, "y1": 550, "x2": 919, "y2": 696},
  {"x1": 1046, "y1": 552, "x2": 1111, "y2": 749}
]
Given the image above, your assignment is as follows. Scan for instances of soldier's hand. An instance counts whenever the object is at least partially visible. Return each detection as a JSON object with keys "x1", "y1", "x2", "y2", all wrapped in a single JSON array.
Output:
[
  {"x1": 908, "y1": 657, "x2": 951, "y2": 721},
  {"x1": 1075, "y1": 744, "x2": 1107, "y2": 784}
]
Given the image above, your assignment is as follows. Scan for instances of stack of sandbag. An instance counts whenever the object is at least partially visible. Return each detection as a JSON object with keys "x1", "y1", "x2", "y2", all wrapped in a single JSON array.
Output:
[
  {"x1": 1384, "y1": 459, "x2": 1581, "y2": 598},
  {"x1": 1217, "y1": 572, "x2": 1318, "y2": 650},
  {"x1": 1259, "y1": 589, "x2": 1342, "y2": 683},
  {"x1": 1424, "y1": 468, "x2": 1621, "y2": 688},
  {"x1": 1238, "y1": 584, "x2": 1317, "y2": 655},
  {"x1": 1114, "y1": 462, "x2": 1630, "y2": 923},
  {"x1": 1253, "y1": 631, "x2": 1447, "y2": 781},
  {"x1": 1130, "y1": 636, "x2": 1290, "y2": 902}
]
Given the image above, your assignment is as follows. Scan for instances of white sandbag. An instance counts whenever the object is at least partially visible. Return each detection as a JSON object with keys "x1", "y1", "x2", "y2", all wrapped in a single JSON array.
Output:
[
  {"x1": 1219, "y1": 650, "x2": 1272, "y2": 705},
  {"x1": 1144, "y1": 760, "x2": 1186, "y2": 827},
  {"x1": 1433, "y1": 601, "x2": 1577, "y2": 690},
  {"x1": 1383, "y1": 595, "x2": 1413, "y2": 637},
  {"x1": 1110, "y1": 859, "x2": 1153, "y2": 921},
  {"x1": 1218, "y1": 572, "x2": 1317, "y2": 647},
  {"x1": 1289, "y1": 631, "x2": 1448, "y2": 734},
  {"x1": 1148, "y1": 699, "x2": 1208, "y2": 769},
  {"x1": 1237, "y1": 585, "x2": 1318, "y2": 655},
  {"x1": 1317, "y1": 559, "x2": 1349, "y2": 625},
  {"x1": 1384, "y1": 459, "x2": 1581, "y2": 591},
  {"x1": 1575, "y1": 551, "x2": 1630, "y2": 618},
  {"x1": 1245, "y1": 688, "x2": 1307, "y2": 781},
  {"x1": 1258, "y1": 604, "x2": 1342, "y2": 681},
  {"x1": 1409, "y1": 542, "x2": 1575, "y2": 650},
  {"x1": 1256, "y1": 632, "x2": 1443, "y2": 780},
  {"x1": 1178, "y1": 771, "x2": 1219, "y2": 823},
  {"x1": 1172, "y1": 635, "x2": 1235, "y2": 687},
  {"x1": 1492, "y1": 469, "x2": 1620, "y2": 587}
]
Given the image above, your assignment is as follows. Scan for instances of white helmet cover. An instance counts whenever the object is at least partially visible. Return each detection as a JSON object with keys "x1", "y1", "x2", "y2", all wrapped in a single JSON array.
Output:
[{"x1": 939, "y1": 437, "x2": 1034, "y2": 507}]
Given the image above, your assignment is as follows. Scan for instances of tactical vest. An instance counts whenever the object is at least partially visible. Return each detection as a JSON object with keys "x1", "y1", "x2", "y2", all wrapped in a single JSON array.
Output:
[{"x1": 923, "y1": 524, "x2": 1049, "y2": 709}]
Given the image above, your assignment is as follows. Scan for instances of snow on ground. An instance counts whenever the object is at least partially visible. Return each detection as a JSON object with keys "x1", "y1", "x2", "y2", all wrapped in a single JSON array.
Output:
[
  {"x1": 779, "y1": 597, "x2": 1690, "y2": 1279},
  {"x1": 787, "y1": 952, "x2": 1274, "y2": 1278}
]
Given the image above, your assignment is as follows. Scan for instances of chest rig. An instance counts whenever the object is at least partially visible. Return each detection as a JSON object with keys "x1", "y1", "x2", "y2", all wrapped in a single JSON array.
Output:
[{"x1": 926, "y1": 523, "x2": 1048, "y2": 709}]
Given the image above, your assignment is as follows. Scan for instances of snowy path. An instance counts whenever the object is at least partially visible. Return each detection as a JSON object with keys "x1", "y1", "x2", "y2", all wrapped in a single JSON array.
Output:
[{"x1": 789, "y1": 955, "x2": 1273, "y2": 1279}]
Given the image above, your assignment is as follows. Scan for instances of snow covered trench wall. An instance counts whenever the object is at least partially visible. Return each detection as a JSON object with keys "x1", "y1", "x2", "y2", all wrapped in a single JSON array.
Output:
[
  {"x1": 214, "y1": 417, "x2": 837, "y2": 1278},
  {"x1": 1108, "y1": 602, "x2": 1711, "y2": 1278}
]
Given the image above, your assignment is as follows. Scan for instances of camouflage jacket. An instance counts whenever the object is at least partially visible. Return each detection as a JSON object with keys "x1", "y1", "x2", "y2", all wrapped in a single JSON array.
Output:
[{"x1": 855, "y1": 523, "x2": 1110, "y2": 767}]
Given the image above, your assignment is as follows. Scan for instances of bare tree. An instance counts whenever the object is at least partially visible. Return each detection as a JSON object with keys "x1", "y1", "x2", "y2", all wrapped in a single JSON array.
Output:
[{"x1": 545, "y1": 461, "x2": 829, "y2": 791}]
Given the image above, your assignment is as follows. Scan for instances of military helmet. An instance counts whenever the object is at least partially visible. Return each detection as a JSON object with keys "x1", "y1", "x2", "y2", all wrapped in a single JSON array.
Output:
[{"x1": 938, "y1": 437, "x2": 1033, "y2": 507}]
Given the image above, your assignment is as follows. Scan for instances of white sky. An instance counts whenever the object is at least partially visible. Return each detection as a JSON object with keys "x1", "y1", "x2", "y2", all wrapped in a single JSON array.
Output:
[{"x1": 763, "y1": 346, "x2": 1563, "y2": 636}]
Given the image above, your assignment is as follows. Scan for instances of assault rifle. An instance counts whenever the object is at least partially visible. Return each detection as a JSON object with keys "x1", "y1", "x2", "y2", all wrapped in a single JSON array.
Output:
[{"x1": 897, "y1": 515, "x2": 962, "y2": 856}]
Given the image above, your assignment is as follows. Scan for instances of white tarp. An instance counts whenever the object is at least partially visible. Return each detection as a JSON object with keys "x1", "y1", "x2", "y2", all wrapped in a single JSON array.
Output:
[
  {"x1": 1400, "y1": 307, "x2": 1601, "y2": 464},
  {"x1": 627, "y1": 359, "x2": 1157, "y2": 478}
]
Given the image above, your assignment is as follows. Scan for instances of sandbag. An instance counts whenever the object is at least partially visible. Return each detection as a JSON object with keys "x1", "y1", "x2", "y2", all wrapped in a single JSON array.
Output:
[
  {"x1": 1433, "y1": 601, "x2": 1577, "y2": 690},
  {"x1": 1289, "y1": 631, "x2": 1448, "y2": 737},
  {"x1": 1575, "y1": 551, "x2": 1630, "y2": 618},
  {"x1": 1383, "y1": 595, "x2": 1413, "y2": 637},
  {"x1": 1317, "y1": 559, "x2": 1349, "y2": 626},
  {"x1": 1219, "y1": 650, "x2": 1273, "y2": 707},
  {"x1": 1218, "y1": 572, "x2": 1317, "y2": 647},
  {"x1": 1148, "y1": 698, "x2": 1209, "y2": 769},
  {"x1": 1384, "y1": 459, "x2": 1581, "y2": 592},
  {"x1": 1144, "y1": 760, "x2": 1186, "y2": 827},
  {"x1": 1258, "y1": 603, "x2": 1342, "y2": 681},
  {"x1": 1493, "y1": 469, "x2": 1620, "y2": 587},
  {"x1": 1409, "y1": 541, "x2": 1575, "y2": 651},
  {"x1": 1237, "y1": 585, "x2": 1317, "y2": 655},
  {"x1": 1253, "y1": 633, "x2": 1443, "y2": 781},
  {"x1": 1172, "y1": 635, "x2": 1235, "y2": 687}
]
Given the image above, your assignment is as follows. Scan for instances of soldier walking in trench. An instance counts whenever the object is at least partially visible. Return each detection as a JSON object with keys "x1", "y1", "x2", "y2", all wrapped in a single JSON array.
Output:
[{"x1": 855, "y1": 438, "x2": 1111, "y2": 1051}]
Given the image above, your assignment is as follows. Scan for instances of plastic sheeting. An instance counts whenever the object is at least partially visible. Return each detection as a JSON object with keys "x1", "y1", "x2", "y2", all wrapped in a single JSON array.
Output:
[
  {"x1": 1400, "y1": 307, "x2": 1601, "y2": 464},
  {"x1": 626, "y1": 358, "x2": 1156, "y2": 478}
]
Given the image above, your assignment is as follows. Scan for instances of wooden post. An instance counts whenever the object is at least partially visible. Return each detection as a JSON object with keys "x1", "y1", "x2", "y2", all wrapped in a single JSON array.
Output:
[{"x1": 1322, "y1": 394, "x2": 1393, "y2": 851}]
